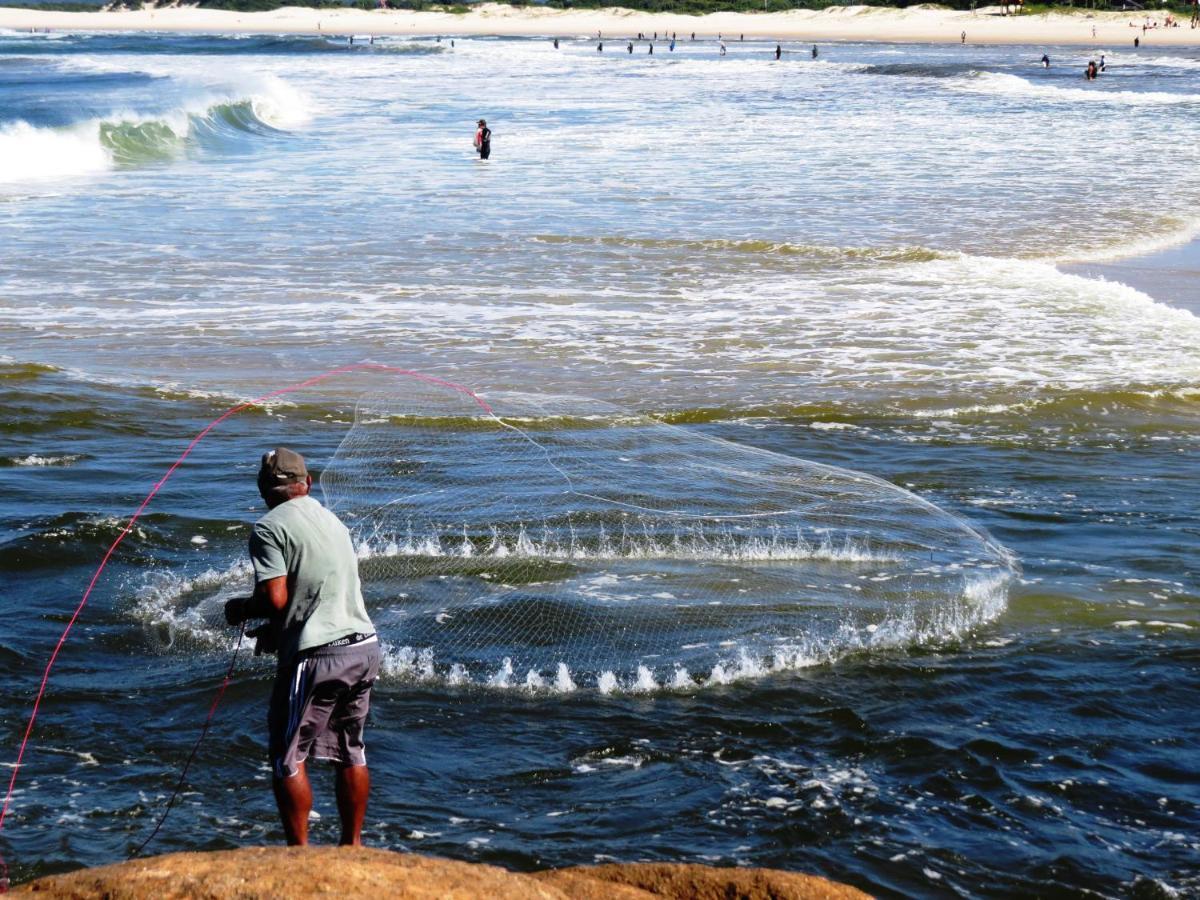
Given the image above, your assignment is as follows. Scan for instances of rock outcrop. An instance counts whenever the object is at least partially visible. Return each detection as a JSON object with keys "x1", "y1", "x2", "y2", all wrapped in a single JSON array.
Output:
[{"x1": 15, "y1": 846, "x2": 871, "y2": 899}]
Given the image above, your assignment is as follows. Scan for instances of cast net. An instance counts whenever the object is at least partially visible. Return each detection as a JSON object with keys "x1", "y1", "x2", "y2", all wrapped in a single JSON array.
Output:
[{"x1": 320, "y1": 385, "x2": 1017, "y2": 692}]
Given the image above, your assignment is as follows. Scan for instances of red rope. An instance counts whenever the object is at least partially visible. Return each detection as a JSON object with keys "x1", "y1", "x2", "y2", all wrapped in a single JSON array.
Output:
[
  {"x1": 131, "y1": 622, "x2": 246, "y2": 859},
  {"x1": 0, "y1": 364, "x2": 493, "y2": 887}
]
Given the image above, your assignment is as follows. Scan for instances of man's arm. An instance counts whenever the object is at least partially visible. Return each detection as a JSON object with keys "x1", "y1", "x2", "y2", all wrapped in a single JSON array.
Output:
[{"x1": 225, "y1": 576, "x2": 288, "y2": 625}]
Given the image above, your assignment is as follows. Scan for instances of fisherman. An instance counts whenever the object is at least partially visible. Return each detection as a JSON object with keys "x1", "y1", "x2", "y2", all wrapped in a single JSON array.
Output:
[
  {"x1": 474, "y1": 118, "x2": 491, "y2": 159},
  {"x1": 224, "y1": 449, "x2": 380, "y2": 847}
]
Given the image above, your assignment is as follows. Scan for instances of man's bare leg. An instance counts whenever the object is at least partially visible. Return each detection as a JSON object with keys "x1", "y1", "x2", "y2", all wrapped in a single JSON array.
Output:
[
  {"x1": 335, "y1": 763, "x2": 369, "y2": 846},
  {"x1": 273, "y1": 761, "x2": 312, "y2": 846}
]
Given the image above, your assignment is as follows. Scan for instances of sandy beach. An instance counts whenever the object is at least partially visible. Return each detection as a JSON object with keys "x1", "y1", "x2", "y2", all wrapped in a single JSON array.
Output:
[{"x1": 2, "y1": 2, "x2": 1199, "y2": 46}]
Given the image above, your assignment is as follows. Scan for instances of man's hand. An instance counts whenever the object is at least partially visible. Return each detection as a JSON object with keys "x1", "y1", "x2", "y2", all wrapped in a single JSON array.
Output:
[
  {"x1": 224, "y1": 578, "x2": 287, "y2": 628},
  {"x1": 247, "y1": 622, "x2": 279, "y2": 657},
  {"x1": 224, "y1": 596, "x2": 251, "y2": 626}
]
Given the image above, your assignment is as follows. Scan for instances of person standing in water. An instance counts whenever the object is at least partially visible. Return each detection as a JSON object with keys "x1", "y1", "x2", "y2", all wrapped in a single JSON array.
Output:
[
  {"x1": 812, "y1": 44, "x2": 818, "y2": 58},
  {"x1": 719, "y1": 40, "x2": 727, "y2": 56},
  {"x1": 474, "y1": 119, "x2": 491, "y2": 159},
  {"x1": 775, "y1": 43, "x2": 782, "y2": 60},
  {"x1": 1041, "y1": 53, "x2": 1050, "y2": 67},
  {"x1": 628, "y1": 41, "x2": 633, "y2": 53}
]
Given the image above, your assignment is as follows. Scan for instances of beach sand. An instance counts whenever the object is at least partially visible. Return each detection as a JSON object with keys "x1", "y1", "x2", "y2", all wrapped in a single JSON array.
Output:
[
  {"x1": 1065, "y1": 239, "x2": 1200, "y2": 317},
  {"x1": 2, "y1": 2, "x2": 1199, "y2": 46}
]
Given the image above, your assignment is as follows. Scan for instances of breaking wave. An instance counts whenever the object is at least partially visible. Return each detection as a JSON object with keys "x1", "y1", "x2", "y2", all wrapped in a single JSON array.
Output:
[
  {"x1": 0, "y1": 75, "x2": 309, "y2": 185},
  {"x1": 952, "y1": 70, "x2": 1200, "y2": 106}
]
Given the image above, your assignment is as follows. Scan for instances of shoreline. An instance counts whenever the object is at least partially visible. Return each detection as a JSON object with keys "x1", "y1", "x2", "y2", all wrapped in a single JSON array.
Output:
[
  {"x1": 4, "y1": 3, "x2": 1200, "y2": 46},
  {"x1": 1063, "y1": 238, "x2": 1200, "y2": 317}
]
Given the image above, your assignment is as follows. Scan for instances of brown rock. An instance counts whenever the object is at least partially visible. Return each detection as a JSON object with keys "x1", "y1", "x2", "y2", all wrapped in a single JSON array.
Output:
[
  {"x1": 14, "y1": 847, "x2": 565, "y2": 900},
  {"x1": 539, "y1": 861, "x2": 873, "y2": 900},
  {"x1": 13, "y1": 847, "x2": 871, "y2": 900}
]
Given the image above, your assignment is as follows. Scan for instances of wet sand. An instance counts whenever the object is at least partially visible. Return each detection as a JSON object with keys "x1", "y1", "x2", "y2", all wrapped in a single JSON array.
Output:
[{"x1": 1065, "y1": 239, "x2": 1200, "y2": 316}]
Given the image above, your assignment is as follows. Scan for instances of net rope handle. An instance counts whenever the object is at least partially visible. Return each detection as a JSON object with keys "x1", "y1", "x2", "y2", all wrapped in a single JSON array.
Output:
[{"x1": 0, "y1": 364, "x2": 494, "y2": 889}]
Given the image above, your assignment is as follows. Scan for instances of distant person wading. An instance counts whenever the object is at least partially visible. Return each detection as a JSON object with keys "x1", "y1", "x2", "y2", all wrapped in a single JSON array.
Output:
[{"x1": 474, "y1": 118, "x2": 491, "y2": 160}]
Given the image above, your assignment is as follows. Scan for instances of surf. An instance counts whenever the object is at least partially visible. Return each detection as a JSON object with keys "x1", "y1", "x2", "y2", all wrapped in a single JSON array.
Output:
[{"x1": 0, "y1": 75, "x2": 309, "y2": 185}]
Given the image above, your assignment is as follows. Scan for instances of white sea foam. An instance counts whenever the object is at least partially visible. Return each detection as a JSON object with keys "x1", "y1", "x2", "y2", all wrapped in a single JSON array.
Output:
[
  {"x1": 0, "y1": 120, "x2": 111, "y2": 185},
  {"x1": 131, "y1": 560, "x2": 254, "y2": 650},
  {"x1": 353, "y1": 523, "x2": 901, "y2": 565},
  {"x1": 4, "y1": 453, "x2": 81, "y2": 467},
  {"x1": 955, "y1": 71, "x2": 1200, "y2": 106},
  {"x1": 1051, "y1": 214, "x2": 1200, "y2": 264},
  {"x1": 355, "y1": 572, "x2": 1011, "y2": 694}
]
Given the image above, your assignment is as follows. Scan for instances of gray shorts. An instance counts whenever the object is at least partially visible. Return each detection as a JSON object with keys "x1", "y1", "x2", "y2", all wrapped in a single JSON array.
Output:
[{"x1": 268, "y1": 637, "x2": 381, "y2": 779}]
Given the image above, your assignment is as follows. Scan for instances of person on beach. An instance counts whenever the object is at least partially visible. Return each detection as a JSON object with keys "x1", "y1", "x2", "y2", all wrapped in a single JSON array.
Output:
[
  {"x1": 961, "y1": 30, "x2": 967, "y2": 43},
  {"x1": 775, "y1": 43, "x2": 782, "y2": 60},
  {"x1": 719, "y1": 40, "x2": 727, "y2": 56},
  {"x1": 224, "y1": 449, "x2": 380, "y2": 847},
  {"x1": 474, "y1": 119, "x2": 491, "y2": 159}
]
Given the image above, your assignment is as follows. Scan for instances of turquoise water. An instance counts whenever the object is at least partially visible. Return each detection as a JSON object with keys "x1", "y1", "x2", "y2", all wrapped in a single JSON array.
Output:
[{"x1": 0, "y1": 30, "x2": 1197, "y2": 896}]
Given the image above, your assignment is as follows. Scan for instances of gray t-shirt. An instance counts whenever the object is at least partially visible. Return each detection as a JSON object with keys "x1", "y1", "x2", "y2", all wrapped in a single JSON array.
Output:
[{"x1": 249, "y1": 494, "x2": 374, "y2": 665}]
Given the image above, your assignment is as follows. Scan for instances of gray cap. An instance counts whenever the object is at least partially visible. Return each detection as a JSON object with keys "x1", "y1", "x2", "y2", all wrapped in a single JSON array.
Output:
[{"x1": 258, "y1": 447, "x2": 308, "y2": 491}]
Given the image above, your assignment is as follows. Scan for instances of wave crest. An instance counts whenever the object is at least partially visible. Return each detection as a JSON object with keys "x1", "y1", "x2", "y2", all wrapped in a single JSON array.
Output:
[{"x1": 0, "y1": 75, "x2": 309, "y2": 185}]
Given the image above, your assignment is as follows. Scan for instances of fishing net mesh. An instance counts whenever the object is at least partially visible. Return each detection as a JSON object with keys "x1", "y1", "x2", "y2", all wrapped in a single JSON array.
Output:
[{"x1": 321, "y1": 385, "x2": 1016, "y2": 691}]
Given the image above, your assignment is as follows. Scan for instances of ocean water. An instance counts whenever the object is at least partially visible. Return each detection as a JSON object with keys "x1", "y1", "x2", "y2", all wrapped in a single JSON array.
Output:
[{"x1": 0, "y1": 30, "x2": 1197, "y2": 897}]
